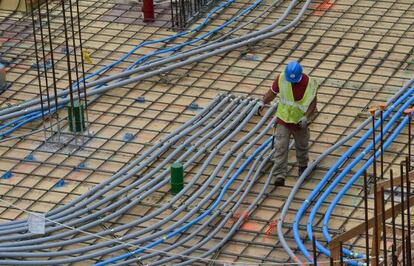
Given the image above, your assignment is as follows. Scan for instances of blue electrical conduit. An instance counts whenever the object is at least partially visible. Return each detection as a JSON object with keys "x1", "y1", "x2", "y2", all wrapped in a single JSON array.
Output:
[
  {"x1": 314, "y1": 89, "x2": 414, "y2": 259},
  {"x1": 0, "y1": 0, "x2": 303, "y2": 120},
  {"x1": 276, "y1": 77, "x2": 414, "y2": 264},
  {"x1": 125, "y1": 0, "x2": 263, "y2": 70},
  {"x1": 321, "y1": 115, "x2": 411, "y2": 263},
  {"x1": 146, "y1": 0, "x2": 283, "y2": 67},
  {"x1": 0, "y1": 99, "x2": 257, "y2": 252},
  {"x1": 77, "y1": 0, "x2": 238, "y2": 82},
  {"x1": 94, "y1": 137, "x2": 273, "y2": 266},
  {"x1": 293, "y1": 85, "x2": 414, "y2": 259},
  {"x1": 298, "y1": 85, "x2": 414, "y2": 262},
  {"x1": 0, "y1": 106, "x2": 60, "y2": 137},
  {"x1": 0, "y1": 0, "x2": 262, "y2": 134},
  {"x1": 0, "y1": 100, "x2": 271, "y2": 264},
  {"x1": 0, "y1": 96, "x2": 238, "y2": 238},
  {"x1": 66, "y1": 0, "x2": 264, "y2": 96},
  {"x1": 0, "y1": 94, "x2": 228, "y2": 230},
  {"x1": 81, "y1": 0, "x2": 263, "y2": 112}
]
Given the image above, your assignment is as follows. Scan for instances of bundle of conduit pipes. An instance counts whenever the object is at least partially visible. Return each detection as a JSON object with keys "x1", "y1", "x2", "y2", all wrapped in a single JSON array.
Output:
[
  {"x1": 0, "y1": 94, "x2": 294, "y2": 265},
  {"x1": 0, "y1": 0, "x2": 311, "y2": 125}
]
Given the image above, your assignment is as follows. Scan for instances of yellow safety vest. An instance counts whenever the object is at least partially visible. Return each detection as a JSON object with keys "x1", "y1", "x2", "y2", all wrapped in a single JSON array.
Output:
[{"x1": 275, "y1": 73, "x2": 317, "y2": 124}]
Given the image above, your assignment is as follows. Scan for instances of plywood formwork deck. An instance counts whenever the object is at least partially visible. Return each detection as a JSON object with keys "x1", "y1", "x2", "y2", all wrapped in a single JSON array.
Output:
[{"x1": 0, "y1": 0, "x2": 413, "y2": 264}]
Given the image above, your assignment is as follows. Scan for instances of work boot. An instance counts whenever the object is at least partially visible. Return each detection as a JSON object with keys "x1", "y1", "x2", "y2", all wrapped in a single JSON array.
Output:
[
  {"x1": 274, "y1": 176, "x2": 285, "y2": 186},
  {"x1": 298, "y1": 165, "x2": 308, "y2": 177}
]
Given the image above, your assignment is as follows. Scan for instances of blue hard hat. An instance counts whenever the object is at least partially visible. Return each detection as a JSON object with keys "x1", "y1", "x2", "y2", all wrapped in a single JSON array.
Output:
[{"x1": 285, "y1": 61, "x2": 303, "y2": 83}]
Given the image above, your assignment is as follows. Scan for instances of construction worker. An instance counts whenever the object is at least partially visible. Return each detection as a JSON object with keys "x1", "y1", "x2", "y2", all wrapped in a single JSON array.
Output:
[{"x1": 262, "y1": 61, "x2": 318, "y2": 186}]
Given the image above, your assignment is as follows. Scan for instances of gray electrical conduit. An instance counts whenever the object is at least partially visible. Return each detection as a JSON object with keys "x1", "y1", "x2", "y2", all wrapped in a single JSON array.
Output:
[
  {"x1": 115, "y1": 142, "x2": 276, "y2": 266},
  {"x1": 147, "y1": 0, "x2": 283, "y2": 65},
  {"x1": 0, "y1": 0, "x2": 306, "y2": 120},
  {"x1": 0, "y1": 0, "x2": 283, "y2": 144},
  {"x1": 166, "y1": 149, "x2": 276, "y2": 266},
  {"x1": 276, "y1": 77, "x2": 414, "y2": 263},
  {"x1": 119, "y1": 140, "x2": 294, "y2": 266},
  {"x1": 0, "y1": 100, "x2": 267, "y2": 263},
  {"x1": 0, "y1": 97, "x2": 243, "y2": 242},
  {"x1": 0, "y1": 99, "x2": 259, "y2": 256},
  {"x1": 0, "y1": 94, "x2": 229, "y2": 231},
  {"x1": 0, "y1": 96, "x2": 237, "y2": 237},
  {"x1": 0, "y1": 99, "x2": 255, "y2": 248},
  {"x1": 0, "y1": 98, "x2": 255, "y2": 248},
  {"x1": 0, "y1": 0, "x2": 300, "y2": 231},
  {"x1": 0, "y1": 0, "x2": 292, "y2": 228}
]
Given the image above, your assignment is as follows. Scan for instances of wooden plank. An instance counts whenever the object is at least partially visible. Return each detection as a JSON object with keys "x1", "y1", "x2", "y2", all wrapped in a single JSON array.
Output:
[
  {"x1": 376, "y1": 170, "x2": 414, "y2": 191},
  {"x1": 331, "y1": 195, "x2": 414, "y2": 244}
]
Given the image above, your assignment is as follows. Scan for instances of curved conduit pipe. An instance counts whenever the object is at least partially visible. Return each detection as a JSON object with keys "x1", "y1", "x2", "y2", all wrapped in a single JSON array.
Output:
[
  {"x1": 0, "y1": 0, "x2": 265, "y2": 135},
  {"x1": 0, "y1": 0, "x2": 307, "y2": 120},
  {"x1": 1, "y1": 97, "x2": 252, "y2": 243},
  {"x1": 277, "y1": 77, "x2": 414, "y2": 264},
  {"x1": 303, "y1": 85, "x2": 414, "y2": 261},
  {"x1": 0, "y1": 97, "x2": 268, "y2": 262},
  {"x1": 0, "y1": 0, "x2": 283, "y2": 140},
  {"x1": 0, "y1": 0, "x2": 294, "y2": 231},
  {"x1": 140, "y1": 139, "x2": 295, "y2": 266},
  {"x1": 0, "y1": 95, "x2": 230, "y2": 232},
  {"x1": 173, "y1": 151, "x2": 275, "y2": 266},
  {"x1": 0, "y1": 98, "x2": 257, "y2": 250},
  {"x1": 0, "y1": 98, "x2": 243, "y2": 241},
  {"x1": 113, "y1": 145, "x2": 272, "y2": 265},
  {"x1": 76, "y1": 0, "x2": 242, "y2": 82},
  {"x1": 0, "y1": 0, "x2": 272, "y2": 125},
  {"x1": 115, "y1": 125, "x2": 285, "y2": 265},
  {"x1": 0, "y1": 94, "x2": 229, "y2": 231},
  {"x1": 133, "y1": 146, "x2": 277, "y2": 266},
  {"x1": 94, "y1": 136, "x2": 274, "y2": 265},
  {"x1": 321, "y1": 111, "x2": 413, "y2": 264}
]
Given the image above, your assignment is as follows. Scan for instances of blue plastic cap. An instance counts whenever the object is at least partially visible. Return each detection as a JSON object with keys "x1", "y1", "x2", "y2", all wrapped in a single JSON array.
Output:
[
  {"x1": 1, "y1": 171, "x2": 12, "y2": 180},
  {"x1": 189, "y1": 102, "x2": 199, "y2": 110},
  {"x1": 285, "y1": 61, "x2": 303, "y2": 83},
  {"x1": 54, "y1": 179, "x2": 65, "y2": 188},
  {"x1": 135, "y1": 96, "x2": 145, "y2": 103},
  {"x1": 24, "y1": 154, "x2": 35, "y2": 161},
  {"x1": 75, "y1": 162, "x2": 86, "y2": 172},
  {"x1": 123, "y1": 133, "x2": 134, "y2": 141}
]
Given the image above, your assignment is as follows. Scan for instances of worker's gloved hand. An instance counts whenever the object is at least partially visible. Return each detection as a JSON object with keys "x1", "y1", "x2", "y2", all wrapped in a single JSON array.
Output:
[{"x1": 298, "y1": 116, "x2": 308, "y2": 128}]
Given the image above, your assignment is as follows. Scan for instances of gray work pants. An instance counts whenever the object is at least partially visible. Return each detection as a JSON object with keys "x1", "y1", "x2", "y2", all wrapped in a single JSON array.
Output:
[{"x1": 271, "y1": 123, "x2": 310, "y2": 178}]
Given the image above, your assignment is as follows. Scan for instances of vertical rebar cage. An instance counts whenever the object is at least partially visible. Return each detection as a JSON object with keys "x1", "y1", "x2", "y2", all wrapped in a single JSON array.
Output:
[{"x1": 170, "y1": 0, "x2": 216, "y2": 29}]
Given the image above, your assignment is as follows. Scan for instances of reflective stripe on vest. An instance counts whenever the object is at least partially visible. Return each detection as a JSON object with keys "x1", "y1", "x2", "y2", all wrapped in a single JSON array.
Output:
[{"x1": 275, "y1": 73, "x2": 317, "y2": 124}]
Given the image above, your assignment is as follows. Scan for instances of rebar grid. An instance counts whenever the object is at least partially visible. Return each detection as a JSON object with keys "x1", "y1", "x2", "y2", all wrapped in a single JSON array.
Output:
[{"x1": 0, "y1": 0, "x2": 413, "y2": 264}]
